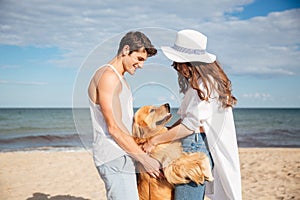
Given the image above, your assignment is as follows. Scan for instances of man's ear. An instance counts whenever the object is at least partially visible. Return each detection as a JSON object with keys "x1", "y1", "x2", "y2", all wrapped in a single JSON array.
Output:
[{"x1": 122, "y1": 45, "x2": 130, "y2": 56}]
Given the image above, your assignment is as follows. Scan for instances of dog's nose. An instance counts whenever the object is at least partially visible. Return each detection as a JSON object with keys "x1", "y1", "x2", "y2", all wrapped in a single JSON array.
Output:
[{"x1": 164, "y1": 103, "x2": 170, "y2": 112}]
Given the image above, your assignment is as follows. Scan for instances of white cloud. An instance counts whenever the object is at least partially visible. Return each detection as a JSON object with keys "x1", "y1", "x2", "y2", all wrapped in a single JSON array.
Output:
[
  {"x1": 0, "y1": 0, "x2": 253, "y2": 67},
  {"x1": 0, "y1": 80, "x2": 47, "y2": 85},
  {"x1": 0, "y1": 0, "x2": 298, "y2": 77},
  {"x1": 157, "y1": 96, "x2": 167, "y2": 101},
  {"x1": 194, "y1": 9, "x2": 300, "y2": 76},
  {"x1": 242, "y1": 93, "x2": 273, "y2": 101},
  {"x1": 0, "y1": 65, "x2": 20, "y2": 69}
]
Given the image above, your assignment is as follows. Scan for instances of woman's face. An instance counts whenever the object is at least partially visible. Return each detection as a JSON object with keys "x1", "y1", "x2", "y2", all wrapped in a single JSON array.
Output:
[{"x1": 173, "y1": 62, "x2": 191, "y2": 78}]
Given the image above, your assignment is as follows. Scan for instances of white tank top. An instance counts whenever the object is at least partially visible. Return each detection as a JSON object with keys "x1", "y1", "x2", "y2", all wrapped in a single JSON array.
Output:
[{"x1": 89, "y1": 64, "x2": 133, "y2": 166}]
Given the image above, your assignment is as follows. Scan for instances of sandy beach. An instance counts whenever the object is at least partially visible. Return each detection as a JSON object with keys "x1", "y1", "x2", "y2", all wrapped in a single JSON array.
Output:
[{"x1": 0, "y1": 148, "x2": 299, "y2": 200}]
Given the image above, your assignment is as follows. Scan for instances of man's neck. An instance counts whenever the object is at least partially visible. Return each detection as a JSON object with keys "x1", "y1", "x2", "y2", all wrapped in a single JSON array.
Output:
[{"x1": 109, "y1": 56, "x2": 125, "y2": 76}]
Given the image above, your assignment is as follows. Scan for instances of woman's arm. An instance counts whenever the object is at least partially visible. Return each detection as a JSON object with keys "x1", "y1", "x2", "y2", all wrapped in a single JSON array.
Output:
[
  {"x1": 167, "y1": 118, "x2": 182, "y2": 129},
  {"x1": 143, "y1": 123, "x2": 193, "y2": 153}
]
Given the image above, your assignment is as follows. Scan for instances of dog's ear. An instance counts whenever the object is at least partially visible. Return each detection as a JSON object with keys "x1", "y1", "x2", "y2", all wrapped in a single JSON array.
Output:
[{"x1": 132, "y1": 123, "x2": 144, "y2": 138}]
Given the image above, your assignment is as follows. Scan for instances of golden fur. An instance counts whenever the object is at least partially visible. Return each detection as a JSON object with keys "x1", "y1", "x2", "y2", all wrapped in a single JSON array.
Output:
[{"x1": 133, "y1": 104, "x2": 213, "y2": 200}]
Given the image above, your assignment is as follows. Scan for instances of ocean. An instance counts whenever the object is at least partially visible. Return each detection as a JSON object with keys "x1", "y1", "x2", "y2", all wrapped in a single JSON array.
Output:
[{"x1": 0, "y1": 108, "x2": 299, "y2": 152}]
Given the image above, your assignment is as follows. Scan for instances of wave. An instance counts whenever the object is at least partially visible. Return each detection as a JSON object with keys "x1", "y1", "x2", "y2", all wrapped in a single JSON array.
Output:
[
  {"x1": 0, "y1": 133, "x2": 93, "y2": 152},
  {"x1": 237, "y1": 128, "x2": 300, "y2": 148}
]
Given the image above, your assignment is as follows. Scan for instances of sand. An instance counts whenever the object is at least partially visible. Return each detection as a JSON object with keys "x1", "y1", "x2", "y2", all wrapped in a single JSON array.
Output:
[{"x1": 0, "y1": 148, "x2": 299, "y2": 200}]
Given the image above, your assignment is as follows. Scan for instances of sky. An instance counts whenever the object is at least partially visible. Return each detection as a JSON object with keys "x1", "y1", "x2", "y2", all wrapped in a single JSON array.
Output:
[{"x1": 0, "y1": 0, "x2": 299, "y2": 108}]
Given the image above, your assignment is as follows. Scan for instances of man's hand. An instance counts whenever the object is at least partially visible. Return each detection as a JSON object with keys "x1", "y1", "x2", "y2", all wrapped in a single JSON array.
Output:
[{"x1": 139, "y1": 154, "x2": 163, "y2": 179}]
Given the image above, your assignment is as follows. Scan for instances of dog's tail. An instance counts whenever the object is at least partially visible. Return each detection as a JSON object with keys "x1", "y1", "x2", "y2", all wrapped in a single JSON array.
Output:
[{"x1": 163, "y1": 152, "x2": 214, "y2": 185}]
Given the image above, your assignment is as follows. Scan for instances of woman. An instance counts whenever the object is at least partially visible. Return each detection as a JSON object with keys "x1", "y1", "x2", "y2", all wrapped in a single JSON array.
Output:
[{"x1": 143, "y1": 29, "x2": 242, "y2": 199}]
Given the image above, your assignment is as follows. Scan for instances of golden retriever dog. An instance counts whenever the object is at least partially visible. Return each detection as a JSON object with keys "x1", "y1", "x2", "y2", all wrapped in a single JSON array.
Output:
[{"x1": 133, "y1": 103, "x2": 214, "y2": 200}]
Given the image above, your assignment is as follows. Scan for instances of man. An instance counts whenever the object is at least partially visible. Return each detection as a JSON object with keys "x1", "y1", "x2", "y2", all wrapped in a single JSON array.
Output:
[{"x1": 88, "y1": 31, "x2": 161, "y2": 200}]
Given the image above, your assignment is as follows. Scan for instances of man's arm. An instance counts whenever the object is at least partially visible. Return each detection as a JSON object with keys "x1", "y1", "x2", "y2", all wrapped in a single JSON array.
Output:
[{"x1": 97, "y1": 69, "x2": 161, "y2": 177}]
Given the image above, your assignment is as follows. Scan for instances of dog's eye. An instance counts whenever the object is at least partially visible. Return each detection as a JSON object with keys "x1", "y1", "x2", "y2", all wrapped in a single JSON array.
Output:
[{"x1": 150, "y1": 109, "x2": 155, "y2": 113}]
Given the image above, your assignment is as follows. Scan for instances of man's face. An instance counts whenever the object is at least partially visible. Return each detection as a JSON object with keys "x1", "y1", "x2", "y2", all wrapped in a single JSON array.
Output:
[{"x1": 124, "y1": 49, "x2": 148, "y2": 75}]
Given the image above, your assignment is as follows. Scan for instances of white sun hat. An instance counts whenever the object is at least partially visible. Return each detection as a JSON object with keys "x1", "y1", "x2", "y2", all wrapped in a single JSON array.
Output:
[{"x1": 161, "y1": 29, "x2": 216, "y2": 63}]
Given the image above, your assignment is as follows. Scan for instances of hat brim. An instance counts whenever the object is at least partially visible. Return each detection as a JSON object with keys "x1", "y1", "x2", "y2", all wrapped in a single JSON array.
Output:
[{"x1": 161, "y1": 46, "x2": 216, "y2": 63}]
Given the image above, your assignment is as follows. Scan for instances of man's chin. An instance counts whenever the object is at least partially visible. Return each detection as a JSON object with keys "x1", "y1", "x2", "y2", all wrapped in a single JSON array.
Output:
[{"x1": 128, "y1": 69, "x2": 136, "y2": 75}]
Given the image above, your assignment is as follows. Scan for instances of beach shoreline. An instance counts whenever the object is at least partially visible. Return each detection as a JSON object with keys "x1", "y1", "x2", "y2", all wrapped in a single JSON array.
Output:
[{"x1": 0, "y1": 148, "x2": 299, "y2": 200}]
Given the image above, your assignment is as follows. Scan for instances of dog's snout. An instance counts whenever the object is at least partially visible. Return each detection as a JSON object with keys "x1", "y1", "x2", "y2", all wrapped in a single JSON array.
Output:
[{"x1": 164, "y1": 103, "x2": 170, "y2": 112}]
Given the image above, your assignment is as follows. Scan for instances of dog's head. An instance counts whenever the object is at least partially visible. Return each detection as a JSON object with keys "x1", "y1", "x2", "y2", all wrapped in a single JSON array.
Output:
[{"x1": 133, "y1": 103, "x2": 172, "y2": 138}]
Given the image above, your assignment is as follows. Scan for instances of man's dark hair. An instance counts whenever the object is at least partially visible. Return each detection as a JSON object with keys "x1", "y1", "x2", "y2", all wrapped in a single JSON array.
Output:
[{"x1": 117, "y1": 31, "x2": 157, "y2": 57}]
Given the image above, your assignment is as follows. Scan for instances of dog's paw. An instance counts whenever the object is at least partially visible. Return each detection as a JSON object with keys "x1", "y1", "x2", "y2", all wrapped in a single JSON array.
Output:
[{"x1": 133, "y1": 137, "x2": 148, "y2": 145}]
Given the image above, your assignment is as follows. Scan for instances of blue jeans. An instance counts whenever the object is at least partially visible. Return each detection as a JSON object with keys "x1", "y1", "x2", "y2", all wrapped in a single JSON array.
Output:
[
  {"x1": 175, "y1": 133, "x2": 214, "y2": 200},
  {"x1": 97, "y1": 155, "x2": 139, "y2": 200}
]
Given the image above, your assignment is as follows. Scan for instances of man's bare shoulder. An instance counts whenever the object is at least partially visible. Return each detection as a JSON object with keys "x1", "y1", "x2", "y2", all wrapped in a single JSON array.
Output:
[
  {"x1": 94, "y1": 66, "x2": 120, "y2": 89},
  {"x1": 89, "y1": 66, "x2": 121, "y2": 103},
  {"x1": 92, "y1": 67, "x2": 119, "y2": 85}
]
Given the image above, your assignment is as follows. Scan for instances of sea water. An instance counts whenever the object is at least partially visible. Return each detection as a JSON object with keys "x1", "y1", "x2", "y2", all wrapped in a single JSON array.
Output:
[{"x1": 0, "y1": 108, "x2": 299, "y2": 151}]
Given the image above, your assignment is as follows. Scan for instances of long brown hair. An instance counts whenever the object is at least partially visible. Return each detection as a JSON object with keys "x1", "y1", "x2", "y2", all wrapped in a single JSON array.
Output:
[{"x1": 175, "y1": 61, "x2": 237, "y2": 108}]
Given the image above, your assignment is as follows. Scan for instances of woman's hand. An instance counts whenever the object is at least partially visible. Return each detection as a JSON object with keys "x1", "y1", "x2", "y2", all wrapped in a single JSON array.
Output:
[{"x1": 142, "y1": 139, "x2": 156, "y2": 154}]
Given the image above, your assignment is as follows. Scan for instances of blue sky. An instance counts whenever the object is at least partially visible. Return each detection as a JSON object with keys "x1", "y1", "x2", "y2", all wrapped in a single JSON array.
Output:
[{"x1": 0, "y1": 0, "x2": 299, "y2": 108}]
